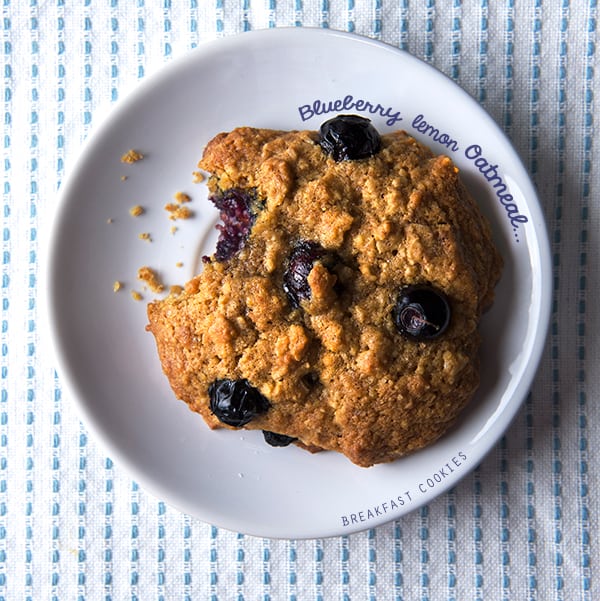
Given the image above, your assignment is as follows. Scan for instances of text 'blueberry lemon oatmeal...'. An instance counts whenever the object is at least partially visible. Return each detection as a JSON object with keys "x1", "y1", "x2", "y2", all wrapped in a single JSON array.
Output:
[{"x1": 145, "y1": 115, "x2": 502, "y2": 467}]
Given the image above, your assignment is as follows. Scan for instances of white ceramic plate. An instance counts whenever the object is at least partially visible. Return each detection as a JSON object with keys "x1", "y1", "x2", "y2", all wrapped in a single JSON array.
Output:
[{"x1": 46, "y1": 28, "x2": 551, "y2": 539}]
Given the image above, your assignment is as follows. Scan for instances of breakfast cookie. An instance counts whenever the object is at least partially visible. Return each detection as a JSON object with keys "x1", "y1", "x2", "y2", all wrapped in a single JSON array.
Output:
[{"x1": 146, "y1": 116, "x2": 503, "y2": 467}]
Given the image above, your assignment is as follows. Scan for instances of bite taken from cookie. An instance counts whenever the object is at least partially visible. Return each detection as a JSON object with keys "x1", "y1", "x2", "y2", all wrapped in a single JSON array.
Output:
[{"x1": 146, "y1": 115, "x2": 503, "y2": 468}]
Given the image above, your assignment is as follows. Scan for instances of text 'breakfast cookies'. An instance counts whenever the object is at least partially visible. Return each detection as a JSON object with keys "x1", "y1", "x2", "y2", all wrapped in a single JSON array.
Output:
[{"x1": 146, "y1": 116, "x2": 503, "y2": 467}]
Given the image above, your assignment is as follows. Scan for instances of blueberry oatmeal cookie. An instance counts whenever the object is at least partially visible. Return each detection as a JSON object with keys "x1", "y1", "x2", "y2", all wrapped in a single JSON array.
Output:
[{"x1": 146, "y1": 116, "x2": 503, "y2": 467}]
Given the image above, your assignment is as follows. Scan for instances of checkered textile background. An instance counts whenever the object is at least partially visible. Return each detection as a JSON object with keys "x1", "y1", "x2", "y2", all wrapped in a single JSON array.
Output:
[{"x1": 1, "y1": 1, "x2": 598, "y2": 599}]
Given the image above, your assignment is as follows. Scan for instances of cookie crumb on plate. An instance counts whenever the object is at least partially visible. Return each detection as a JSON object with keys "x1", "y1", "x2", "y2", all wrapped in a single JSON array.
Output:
[
  {"x1": 164, "y1": 203, "x2": 192, "y2": 221},
  {"x1": 129, "y1": 205, "x2": 144, "y2": 217},
  {"x1": 174, "y1": 191, "x2": 191, "y2": 204},
  {"x1": 120, "y1": 149, "x2": 144, "y2": 164},
  {"x1": 137, "y1": 266, "x2": 165, "y2": 294}
]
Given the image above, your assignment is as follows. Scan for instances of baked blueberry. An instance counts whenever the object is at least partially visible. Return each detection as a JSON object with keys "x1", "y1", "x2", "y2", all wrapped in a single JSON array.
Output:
[
  {"x1": 392, "y1": 285, "x2": 451, "y2": 340},
  {"x1": 283, "y1": 240, "x2": 329, "y2": 308},
  {"x1": 262, "y1": 431, "x2": 297, "y2": 447},
  {"x1": 319, "y1": 114, "x2": 381, "y2": 161},
  {"x1": 208, "y1": 378, "x2": 270, "y2": 427},
  {"x1": 208, "y1": 188, "x2": 258, "y2": 261}
]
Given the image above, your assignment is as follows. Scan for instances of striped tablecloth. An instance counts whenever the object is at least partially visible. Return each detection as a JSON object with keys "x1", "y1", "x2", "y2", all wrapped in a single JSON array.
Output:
[{"x1": 2, "y1": 1, "x2": 597, "y2": 599}]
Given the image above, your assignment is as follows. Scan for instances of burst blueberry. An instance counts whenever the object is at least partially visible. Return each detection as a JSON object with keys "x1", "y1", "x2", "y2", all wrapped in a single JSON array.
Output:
[
  {"x1": 282, "y1": 240, "x2": 335, "y2": 308},
  {"x1": 208, "y1": 378, "x2": 270, "y2": 427},
  {"x1": 392, "y1": 285, "x2": 451, "y2": 340},
  {"x1": 319, "y1": 114, "x2": 382, "y2": 161},
  {"x1": 207, "y1": 188, "x2": 258, "y2": 261}
]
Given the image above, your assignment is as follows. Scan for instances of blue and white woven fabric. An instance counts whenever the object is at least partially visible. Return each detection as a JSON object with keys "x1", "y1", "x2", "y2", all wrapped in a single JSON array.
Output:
[{"x1": 2, "y1": 1, "x2": 598, "y2": 599}]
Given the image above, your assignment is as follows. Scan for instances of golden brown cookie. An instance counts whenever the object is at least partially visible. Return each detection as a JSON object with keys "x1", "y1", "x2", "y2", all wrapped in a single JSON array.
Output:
[{"x1": 146, "y1": 116, "x2": 502, "y2": 467}]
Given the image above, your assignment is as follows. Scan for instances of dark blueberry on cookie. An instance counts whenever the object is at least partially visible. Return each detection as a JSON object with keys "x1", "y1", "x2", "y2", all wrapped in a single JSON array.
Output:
[
  {"x1": 208, "y1": 378, "x2": 270, "y2": 427},
  {"x1": 282, "y1": 240, "x2": 331, "y2": 308},
  {"x1": 319, "y1": 115, "x2": 381, "y2": 161},
  {"x1": 392, "y1": 285, "x2": 451, "y2": 340},
  {"x1": 208, "y1": 188, "x2": 258, "y2": 261},
  {"x1": 262, "y1": 431, "x2": 297, "y2": 447}
]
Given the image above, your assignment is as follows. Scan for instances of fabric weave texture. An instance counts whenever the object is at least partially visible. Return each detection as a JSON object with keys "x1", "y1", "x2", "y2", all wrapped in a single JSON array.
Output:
[{"x1": 1, "y1": 1, "x2": 597, "y2": 600}]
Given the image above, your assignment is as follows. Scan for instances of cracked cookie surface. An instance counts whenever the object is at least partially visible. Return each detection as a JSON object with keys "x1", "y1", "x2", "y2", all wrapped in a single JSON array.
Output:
[{"x1": 146, "y1": 122, "x2": 502, "y2": 467}]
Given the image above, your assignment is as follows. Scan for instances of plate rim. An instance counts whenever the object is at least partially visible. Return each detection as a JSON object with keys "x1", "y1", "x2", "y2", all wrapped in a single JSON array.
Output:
[{"x1": 44, "y1": 27, "x2": 552, "y2": 539}]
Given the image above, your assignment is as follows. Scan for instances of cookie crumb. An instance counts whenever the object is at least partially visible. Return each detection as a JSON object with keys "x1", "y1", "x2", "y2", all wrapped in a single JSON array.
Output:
[
  {"x1": 175, "y1": 261, "x2": 183, "y2": 268},
  {"x1": 137, "y1": 266, "x2": 165, "y2": 294},
  {"x1": 121, "y1": 149, "x2": 144, "y2": 164},
  {"x1": 129, "y1": 205, "x2": 144, "y2": 217},
  {"x1": 174, "y1": 191, "x2": 191, "y2": 204},
  {"x1": 164, "y1": 203, "x2": 193, "y2": 221},
  {"x1": 113, "y1": 281, "x2": 123, "y2": 292},
  {"x1": 131, "y1": 290, "x2": 143, "y2": 301},
  {"x1": 106, "y1": 218, "x2": 114, "y2": 224},
  {"x1": 138, "y1": 232, "x2": 152, "y2": 242},
  {"x1": 170, "y1": 226, "x2": 178, "y2": 235},
  {"x1": 192, "y1": 171, "x2": 205, "y2": 184},
  {"x1": 120, "y1": 175, "x2": 128, "y2": 182},
  {"x1": 169, "y1": 285, "x2": 184, "y2": 296}
]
